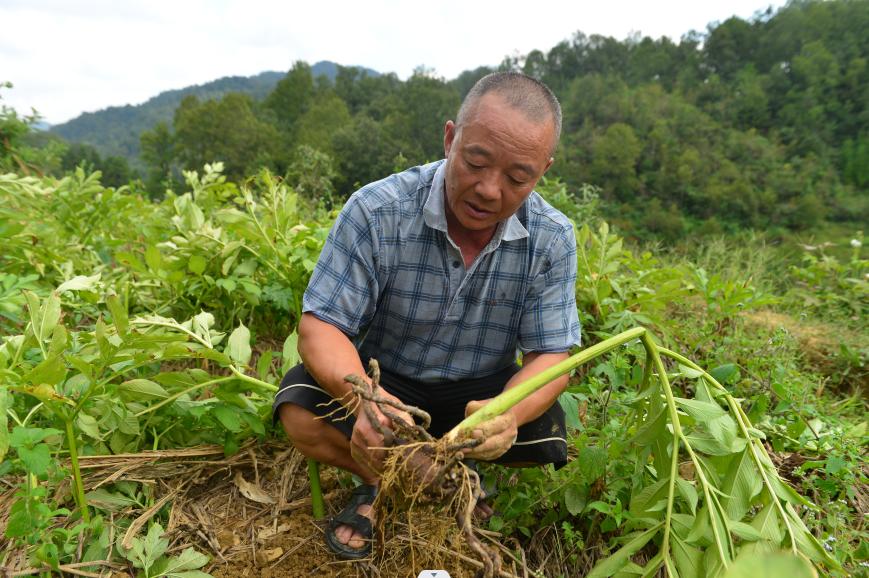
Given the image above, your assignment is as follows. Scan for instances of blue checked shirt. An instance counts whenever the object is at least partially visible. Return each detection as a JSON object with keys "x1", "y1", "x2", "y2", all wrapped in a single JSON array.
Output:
[{"x1": 302, "y1": 160, "x2": 581, "y2": 383}]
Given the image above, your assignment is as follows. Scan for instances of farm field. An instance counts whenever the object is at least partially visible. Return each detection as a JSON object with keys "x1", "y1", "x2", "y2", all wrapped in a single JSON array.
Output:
[{"x1": 0, "y1": 167, "x2": 865, "y2": 577}]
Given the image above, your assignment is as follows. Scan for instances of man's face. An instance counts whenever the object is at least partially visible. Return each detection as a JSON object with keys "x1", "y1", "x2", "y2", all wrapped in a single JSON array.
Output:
[{"x1": 443, "y1": 93, "x2": 555, "y2": 236}]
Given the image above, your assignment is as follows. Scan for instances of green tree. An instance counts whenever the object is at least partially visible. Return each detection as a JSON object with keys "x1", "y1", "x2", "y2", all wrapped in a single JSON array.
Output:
[
  {"x1": 295, "y1": 92, "x2": 351, "y2": 156},
  {"x1": 173, "y1": 93, "x2": 280, "y2": 181},
  {"x1": 265, "y1": 62, "x2": 314, "y2": 137},
  {"x1": 140, "y1": 121, "x2": 177, "y2": 195}
]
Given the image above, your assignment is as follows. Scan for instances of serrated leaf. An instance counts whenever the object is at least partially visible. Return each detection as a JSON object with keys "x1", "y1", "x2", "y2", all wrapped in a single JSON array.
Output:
[
  {"x1": 119, "y1": 379, "x2": 169, "y2": 400},
  {"x1": 212, "y1": 406, "x2": 241, "y2": 432},
  {"x1": 587, "y1": 524, "x2": 662, "y2": 578},
  {"x1": 157, "y1": 547, "x2": 210, "y2": 577},
  {"x1": 565, "y1": 485, "x2": 587, "y2": 515},
  {"x1": 578, "y1": 446, "x2": 607, "y2": 481},
  {"x1": 23, "y1": 355, "x2": 67, "y2": 387},
  {"x1": 9, "y1": 426, "x2": 64, "y2": 447},
  {"x1": 18, "y1": 443, "x2": 52, "y2": 476},
  {"x1": 226, "y1": 323, "x2": 251, "y2": 367},
  {"x1": 76, "y1": 413, "x2": 102, "y2": 440},
  {"x1": 57, "y1": 274, "x2": 101, "y2": 293}
]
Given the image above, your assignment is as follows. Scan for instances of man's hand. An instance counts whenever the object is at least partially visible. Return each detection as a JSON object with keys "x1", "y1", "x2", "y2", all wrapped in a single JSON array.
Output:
[
  {"x1": 349, "y1": 385, "x2": 413, "y2": 475},
  {"x1": 461, "y1": 399, "x2": 518, "y2": 461}
]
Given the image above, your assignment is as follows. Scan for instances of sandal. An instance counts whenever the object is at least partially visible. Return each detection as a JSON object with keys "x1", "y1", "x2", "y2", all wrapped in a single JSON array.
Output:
[{"x1": 325, "y1": 483, "x2": 377, "y2": 559}]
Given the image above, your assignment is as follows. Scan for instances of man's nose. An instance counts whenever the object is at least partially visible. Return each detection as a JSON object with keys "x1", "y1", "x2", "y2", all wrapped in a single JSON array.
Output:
[{"x1": 475, "y1": 170, "x2": 500, "y2": 201}]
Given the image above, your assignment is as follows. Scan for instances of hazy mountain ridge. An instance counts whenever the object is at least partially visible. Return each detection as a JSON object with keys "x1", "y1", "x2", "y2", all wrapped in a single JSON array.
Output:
[{"x1": 50, "y1": 61, "x2": 379, "y2": 164}]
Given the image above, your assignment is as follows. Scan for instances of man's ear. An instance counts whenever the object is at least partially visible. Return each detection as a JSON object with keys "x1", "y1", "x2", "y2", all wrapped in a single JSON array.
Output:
[
  {"x1": 444, "y1": 120, "x2": 457, "y2": 157},
  {"x1": 542, "y1": 157, "x2": 554, "y2": 175}
]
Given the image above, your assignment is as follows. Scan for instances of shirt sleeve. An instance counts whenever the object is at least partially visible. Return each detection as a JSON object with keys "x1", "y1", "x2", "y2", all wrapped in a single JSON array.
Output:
[
  {"x1": 302, "y1": 193, "x2": 381, "y2": 337},
  {"x1": 517, "y1": 224, "x2": 581, "y2": 353}
]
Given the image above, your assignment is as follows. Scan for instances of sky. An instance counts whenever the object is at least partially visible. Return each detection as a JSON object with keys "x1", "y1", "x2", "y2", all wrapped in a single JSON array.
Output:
[{"x1": 1, "y1": 0, "x2": 787, "y2": 126}]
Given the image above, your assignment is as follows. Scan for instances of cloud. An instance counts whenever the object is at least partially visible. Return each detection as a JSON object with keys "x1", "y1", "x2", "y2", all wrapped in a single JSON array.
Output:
[{"x1": 1, "y1": 0, "x2": 785, "y2": 124}]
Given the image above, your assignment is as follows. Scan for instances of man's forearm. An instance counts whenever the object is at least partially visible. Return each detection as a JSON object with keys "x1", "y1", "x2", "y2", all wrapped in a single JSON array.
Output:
[
  {"x1": 503, "y1": 351, "x2": 570, "y2": 427},
  {"x1": 297, "y1": 312, "x2": 368, "y2": 407}
]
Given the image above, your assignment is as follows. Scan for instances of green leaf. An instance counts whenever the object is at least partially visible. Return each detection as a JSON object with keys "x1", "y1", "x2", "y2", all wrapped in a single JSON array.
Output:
[
  {"x1": 578, "y1": 446, "x2": 607, "y2": 481},
  {"x1": 675, "y1": 477, "x2": 698, "y2": 515},
  {"x1": 188, "y1": 255, "x2": 207, "y2": 275},
  {"x1": 729, "y1": 521, "x2": 763, "y2": 542},
  {"x1": 630, "y1": 403, "x2": 666, "y2": 446},
  {"x1": 672, "y1": 533, "x2": 703, "y2": 578},
  {"x1": 159, "y1": 547, "x2": 210, "y2": 576},
  {"x1": 750, "y1": 500, "x2": 783, "y2": 544},
  {"x1": 722, "y1": 551, "x2": 817, "y2": 578},
  {"x1": 721, "y1": 448, "x2": 763, "y2": 521},
  {"x1": 76, "y1": 413, "x2": 102, "y2": 440},
  {"x1": 119, "y1": 379, "x2": 169, "y2": 400},
  {"x1": 212, "y1": 406, "x2": 242, "y2": 432},
  {"x1": 281, "y1": 332, "x2": 299, "y2": 374},
  {"x1": 145, "y1": 245, "x2": 163, "y2": 271},
  {"x1": 23, "y1": 355, "x2": 67, "y2": 387},
  {"x1": 56, "y1": 274, "x2": 101, "y2": 293},
  {"x1": 106, "y1": 294, "x2": 129, "y2": 335},
  {"x1": 679, "y1": 364, "x2": 704, "y2": 379},
  {"x1": 226, "y1": 323, "x2": 251, "y2": 367},
  {"x1": 0, "y1": 387, "x2": 9, "y2": 462},
  {"x1": 565, "y1": 485, "x2": 588, "y2": 515},
  {"x1": 18, "y1": 443, "x2": 51, "y2": 476},
  {"x1": 9, "y1": 426, "x2": 64, "y2": 447},
  {"x1": 85, "y1": 488, "x2": 138, "y2": 512},
  {"x1": 675, "y1": 397, "x2": 727, "y2": 421},
  {"x1": 709, "y1": 364, "x2": 739, "y2": 385},
  {"x1": 587, "y1": 523, "x2": 662, "y2": 578}
]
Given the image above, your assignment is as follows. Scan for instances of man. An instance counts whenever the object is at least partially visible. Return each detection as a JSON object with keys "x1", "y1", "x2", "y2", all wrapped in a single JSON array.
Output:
[{"x1": 274, "y1": 72, "x2": 580, "y2": 559}]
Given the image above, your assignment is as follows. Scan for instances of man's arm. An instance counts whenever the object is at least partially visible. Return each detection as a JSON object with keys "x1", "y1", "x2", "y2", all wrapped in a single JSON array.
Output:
[
  {"x1": 298, "y1": 312, "x2": 411, "y2": 476},
  {"x1": 462, "y1": 351, "x2": 569, "y2": 461},
  {"x1": 503, "y1": 351, "x2": 569, "y2": 426}
]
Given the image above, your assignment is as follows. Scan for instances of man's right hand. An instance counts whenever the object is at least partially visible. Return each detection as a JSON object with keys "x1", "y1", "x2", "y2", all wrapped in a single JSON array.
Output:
[{"x1": 349, "y1": 385, "x2": 413, "y2": 476}]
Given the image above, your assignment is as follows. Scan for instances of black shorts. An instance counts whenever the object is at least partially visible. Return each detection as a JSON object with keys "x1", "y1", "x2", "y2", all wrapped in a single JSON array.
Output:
[{"x1": 273, "y1": 363, "x2": 567, "y2": 468}]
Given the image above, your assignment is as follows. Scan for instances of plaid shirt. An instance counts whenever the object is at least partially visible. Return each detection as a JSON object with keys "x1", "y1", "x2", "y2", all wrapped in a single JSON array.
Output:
[{"x1": 303, "y1": 160, "x2": 581, "y2": 383}]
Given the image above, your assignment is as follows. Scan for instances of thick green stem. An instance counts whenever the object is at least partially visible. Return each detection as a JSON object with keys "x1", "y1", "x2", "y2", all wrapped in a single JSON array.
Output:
[
  {"x1": 135, "y1": 376, "x2": 236, "y2": 417},
  {"x1": 64, "y1": 418, "x2": 90, "y2": 524},
  {"x1": 639, "y1": 333, "x2": 682, "y2": 571},
  {"x1": 447, "y1": 327, "x2": 646, "y2": 439},
  {"x1": 307, "y1": 459, "x2": 325, "y2": 519}
]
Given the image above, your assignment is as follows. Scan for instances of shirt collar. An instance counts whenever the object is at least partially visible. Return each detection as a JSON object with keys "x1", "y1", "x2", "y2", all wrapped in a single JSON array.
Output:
[{"x1": 423, "y1": 160, "x2": 529, "y2": 242}]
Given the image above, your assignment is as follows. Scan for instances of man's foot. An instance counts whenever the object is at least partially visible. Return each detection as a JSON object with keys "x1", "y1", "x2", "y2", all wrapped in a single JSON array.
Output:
[{"x1": 325, "y1": 484, "x2": 376, "y2": 559}]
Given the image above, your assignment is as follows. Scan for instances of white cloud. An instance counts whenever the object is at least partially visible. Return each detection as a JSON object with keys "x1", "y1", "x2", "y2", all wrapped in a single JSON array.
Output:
[{"x1": 1, "y1": 0, "x2": 785, "y2": 124}]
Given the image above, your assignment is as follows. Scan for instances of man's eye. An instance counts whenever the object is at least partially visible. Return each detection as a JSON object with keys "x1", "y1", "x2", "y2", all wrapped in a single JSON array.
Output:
[
  {"x1": 509, "y1": 176, "x2": 527, "y2": 186},
  {"x1": 465, "y1": 159, "x2": 482, "y2": 170}
]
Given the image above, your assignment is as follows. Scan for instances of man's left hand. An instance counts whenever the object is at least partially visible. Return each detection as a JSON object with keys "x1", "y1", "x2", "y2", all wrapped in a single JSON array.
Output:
[{"x1": 461, "y1": 399, "x2": 518, "y2": 461}]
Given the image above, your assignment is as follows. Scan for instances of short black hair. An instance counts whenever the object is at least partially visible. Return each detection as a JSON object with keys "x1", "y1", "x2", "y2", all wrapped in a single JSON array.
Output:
[{"x1": 456, "y1": 71, "x2": 562, "y2": 156}]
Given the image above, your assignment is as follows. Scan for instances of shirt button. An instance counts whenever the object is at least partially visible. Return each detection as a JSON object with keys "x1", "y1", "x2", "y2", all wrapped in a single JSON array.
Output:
[{"x1": 452, "y1": 260, "x2": 461, "y2": 269}]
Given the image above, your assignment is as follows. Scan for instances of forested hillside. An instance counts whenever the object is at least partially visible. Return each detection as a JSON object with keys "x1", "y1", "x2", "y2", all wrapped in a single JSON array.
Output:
[{"x1": 30, "y1": 0, "x2": 869, "y2": 239}]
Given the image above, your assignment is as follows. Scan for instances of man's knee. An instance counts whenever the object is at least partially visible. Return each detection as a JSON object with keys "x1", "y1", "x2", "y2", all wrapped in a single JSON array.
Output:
[{"x1": 278, "y1": 403, "x2": 327, "y2": 447}]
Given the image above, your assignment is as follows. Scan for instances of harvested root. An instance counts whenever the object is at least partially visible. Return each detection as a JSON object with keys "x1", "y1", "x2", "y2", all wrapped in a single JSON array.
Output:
[{"x1": 346, "y1": 359, "x2": 502, "y2": 577}]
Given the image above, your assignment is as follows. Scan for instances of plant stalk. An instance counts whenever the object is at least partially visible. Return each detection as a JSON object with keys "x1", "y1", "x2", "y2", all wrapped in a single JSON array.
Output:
[
  {"x1": 447, "y1": 327, "x2": 646, "y2": 439},
  {"x1": 64, "y1": 418, "x2": 90, "y2": 524}
]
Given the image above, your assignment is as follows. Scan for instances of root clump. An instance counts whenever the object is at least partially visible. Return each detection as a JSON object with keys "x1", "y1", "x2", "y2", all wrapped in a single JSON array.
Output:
[{"x1": 346, "y1": 360, "x2": 503, "y2": 577}]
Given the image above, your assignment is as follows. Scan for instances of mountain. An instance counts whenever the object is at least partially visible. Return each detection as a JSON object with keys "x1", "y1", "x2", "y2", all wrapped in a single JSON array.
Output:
[{"x1": 50, "y1": 61, "x2": 379, "y2": 166}]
